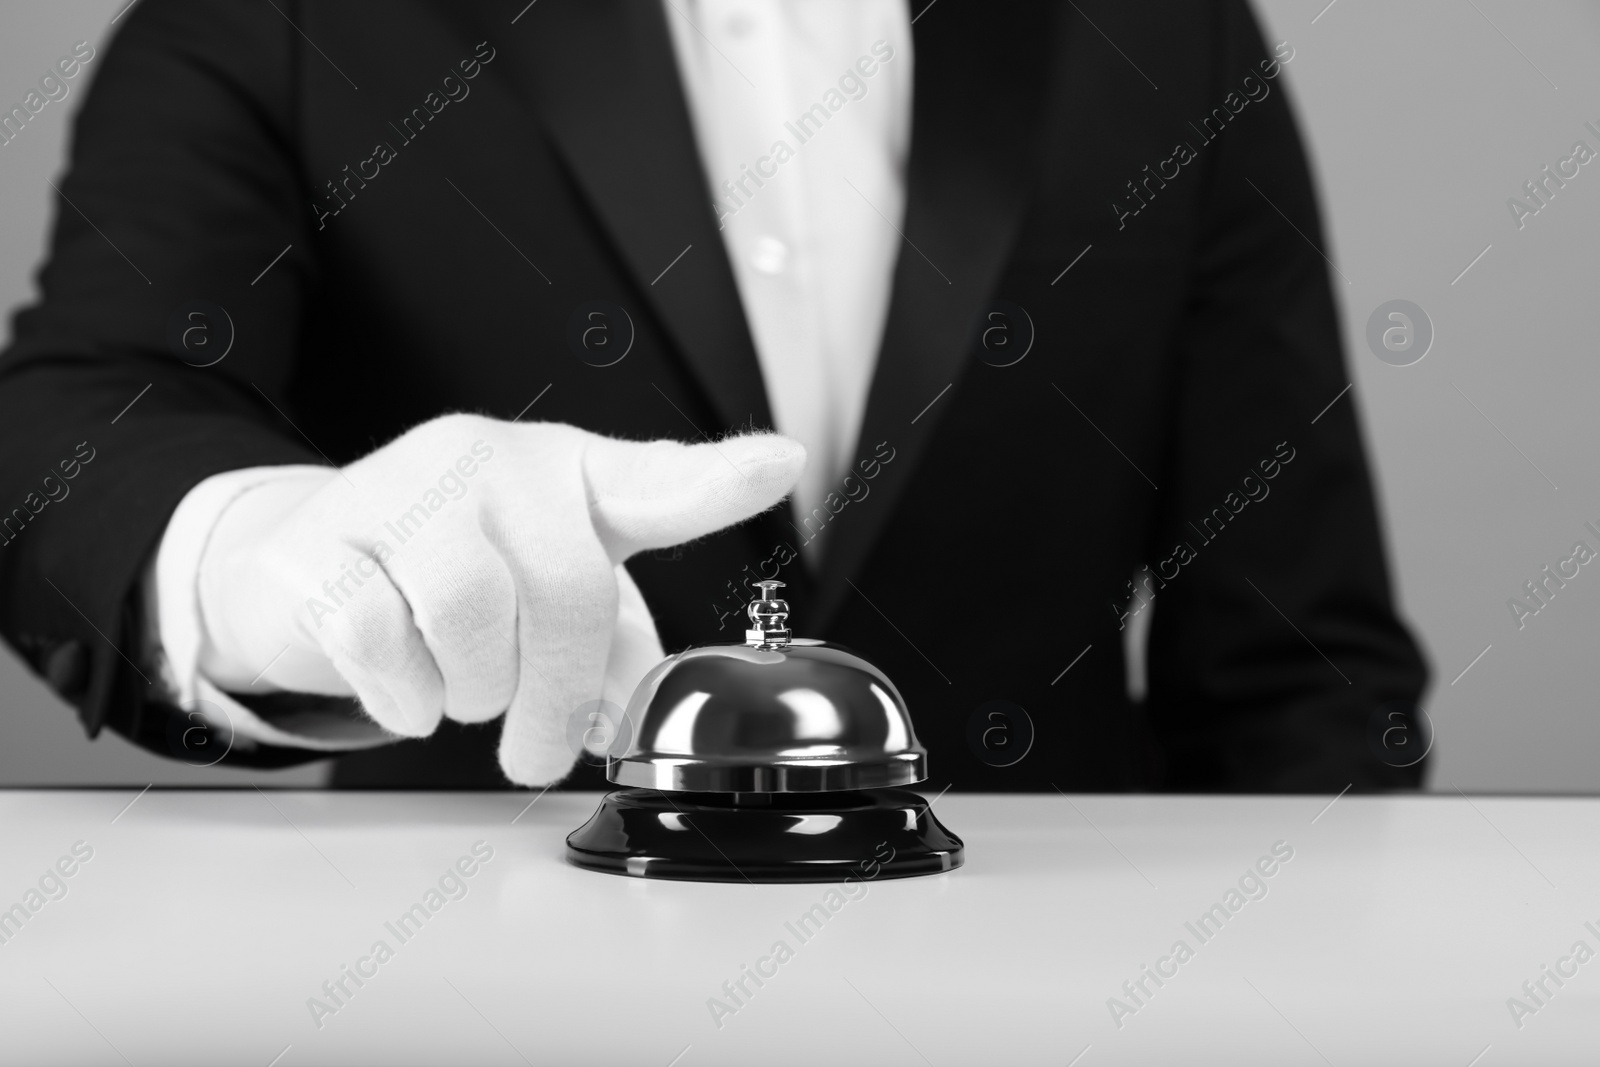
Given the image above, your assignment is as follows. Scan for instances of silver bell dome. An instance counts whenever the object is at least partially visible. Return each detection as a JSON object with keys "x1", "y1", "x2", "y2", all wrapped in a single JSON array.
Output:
[{"x1": 607, "y1": 581, "x2": 927, "y2": 792}]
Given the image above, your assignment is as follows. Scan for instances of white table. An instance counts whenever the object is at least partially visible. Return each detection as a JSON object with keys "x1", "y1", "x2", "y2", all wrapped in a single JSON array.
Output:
[{"x1": 0, "y1": 789, "x2": 1594, "y2": 1065}]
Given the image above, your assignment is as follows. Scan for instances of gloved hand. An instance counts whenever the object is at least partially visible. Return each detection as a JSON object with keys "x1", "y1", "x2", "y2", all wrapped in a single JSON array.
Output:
[{"x1": 193, "y1": 413, "x2": 804, "y2": 784}]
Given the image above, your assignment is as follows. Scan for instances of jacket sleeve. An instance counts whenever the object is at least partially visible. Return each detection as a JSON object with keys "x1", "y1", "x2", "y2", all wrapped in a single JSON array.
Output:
[
  {"x1": 0, "y1": 0, "x2": 327, "y2": 763},
  {"x1": 1142, "y1": 0, "x2": 1430, "y2": 791}
]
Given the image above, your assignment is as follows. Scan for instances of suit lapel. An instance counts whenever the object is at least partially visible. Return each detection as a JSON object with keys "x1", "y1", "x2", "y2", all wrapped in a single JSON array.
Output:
[
  {"x1": 500, "y1": 0, "x2": 1058, "y2": 631},
  {"x1": 507, "y1": 0, "x2": 772, "y2": 433},
  {"x1": 810, "y1": 0, "x2": 1061, "y2": 629}
]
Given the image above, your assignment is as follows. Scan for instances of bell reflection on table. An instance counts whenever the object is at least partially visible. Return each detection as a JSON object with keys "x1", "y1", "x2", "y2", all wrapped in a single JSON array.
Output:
[{"x1": 566, "y1": 581, "x2": 963, "y2": 882}]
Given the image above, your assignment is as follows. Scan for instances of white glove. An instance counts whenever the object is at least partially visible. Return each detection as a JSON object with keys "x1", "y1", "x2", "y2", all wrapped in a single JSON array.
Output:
[{"x1": 193, "y1": 414, "x2": 804, "y2": 784}]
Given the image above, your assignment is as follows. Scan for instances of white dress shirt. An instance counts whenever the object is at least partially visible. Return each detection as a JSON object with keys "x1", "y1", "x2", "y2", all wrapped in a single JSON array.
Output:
[
  {"x1": 662, "y1": 0, "x2": 911, "y2": 545},
  {"x1": 143, "y1": 2, "x2": 913, "y2": 746}
]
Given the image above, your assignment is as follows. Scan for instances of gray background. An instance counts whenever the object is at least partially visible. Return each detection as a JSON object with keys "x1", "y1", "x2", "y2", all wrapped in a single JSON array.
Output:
[{"x1": 1, "y1": 0, "x2": 1595, "y2": 790}]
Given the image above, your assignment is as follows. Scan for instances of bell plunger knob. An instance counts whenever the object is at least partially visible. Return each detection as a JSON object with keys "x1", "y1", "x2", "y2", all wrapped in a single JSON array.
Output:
[{"x1": 745, "y1": 579, "x2": 791, "y2": 647}]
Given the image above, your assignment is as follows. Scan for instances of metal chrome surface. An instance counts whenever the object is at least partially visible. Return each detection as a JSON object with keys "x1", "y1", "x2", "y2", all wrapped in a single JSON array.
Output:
[
  {"x1": 608, "y1": 639, "x2": 927, "y2": 792},
  {"x1": 744, "y1": 578, "x2": 793, "y2": 647}
]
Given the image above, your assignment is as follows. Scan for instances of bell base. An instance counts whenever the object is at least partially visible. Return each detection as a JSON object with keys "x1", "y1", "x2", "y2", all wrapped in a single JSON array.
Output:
[{"x1": 565, "y1": 787, "x2": 963, "y2": 883}]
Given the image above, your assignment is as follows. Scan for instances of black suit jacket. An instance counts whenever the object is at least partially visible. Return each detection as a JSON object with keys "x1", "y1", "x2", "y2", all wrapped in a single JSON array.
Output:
[{"x1": 0, "y1": 0, "x2": 1428, "y2": 791}]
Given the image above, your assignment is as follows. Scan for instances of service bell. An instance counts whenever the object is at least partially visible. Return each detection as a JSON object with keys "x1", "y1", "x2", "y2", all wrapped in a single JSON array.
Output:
[{"x1": 565, "y1": 580, "x2": 964, "y2": 882}]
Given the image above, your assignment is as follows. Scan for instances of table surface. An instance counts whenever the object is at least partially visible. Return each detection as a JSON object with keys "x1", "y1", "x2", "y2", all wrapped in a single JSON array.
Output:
[{"x1": 0, "y1": 789, "x2": 1595, "y2": 1066}]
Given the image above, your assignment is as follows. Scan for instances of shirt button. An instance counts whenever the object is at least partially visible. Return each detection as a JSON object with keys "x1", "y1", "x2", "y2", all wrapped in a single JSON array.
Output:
[{"x1": 751, "y1": 236, "x2": 788, "y2": 274}]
